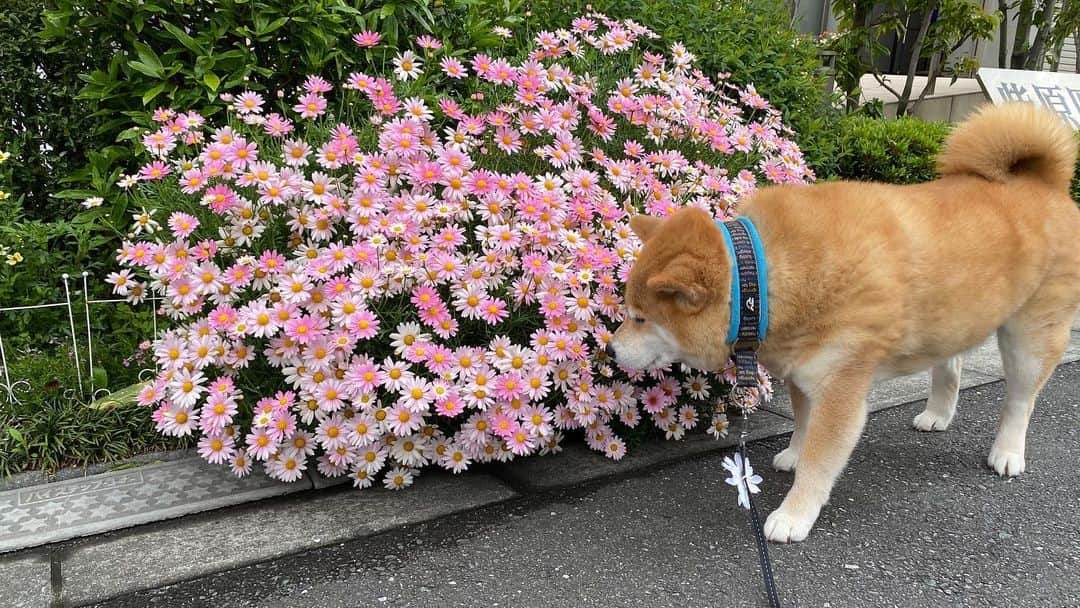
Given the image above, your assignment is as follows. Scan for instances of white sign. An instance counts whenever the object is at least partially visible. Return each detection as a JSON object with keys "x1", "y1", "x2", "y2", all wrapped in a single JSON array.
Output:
[{"x1": 977, "y1": 67, "x2": 1080, "y2": 129}]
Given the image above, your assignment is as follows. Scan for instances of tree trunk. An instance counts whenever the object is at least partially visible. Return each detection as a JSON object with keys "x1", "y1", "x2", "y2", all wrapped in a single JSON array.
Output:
[
  {"x1": 896, "y1": 2, "x2": 938, "y2": 116},
  {"x1": 998, "y1": 0, "x2": 1011, "y2": 67},
  {"x1": 1050, "y1": 29, "x2": 1067, "y2": 70},
  {"x1": 911, "y1": 51, "x2": 946, "y2": 114},
  {"x1": 1025, "y1": 0, "x2": 1058, "y2": 69},
  {"x1": 842, "y1": 2, "x2": 876, "y2": 110},
  {"x1": 1011, "y1": 0, "x2": 1036, "y2": 68},
  {"x1": 845, "y1": 2, "x2": 873, "y2": 111},
  {"x1": 1074, "y1": 29, "x2": 1080, "y2": 71}
]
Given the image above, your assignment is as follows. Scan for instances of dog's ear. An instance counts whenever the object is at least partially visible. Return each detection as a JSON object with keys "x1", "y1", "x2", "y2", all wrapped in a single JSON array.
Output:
[
  {"x1": 647, "y1": 263, "x2": 707, "y2": 314},
  {"x1": 630, "y1": 215, "x2": 663, "y2": 242}
]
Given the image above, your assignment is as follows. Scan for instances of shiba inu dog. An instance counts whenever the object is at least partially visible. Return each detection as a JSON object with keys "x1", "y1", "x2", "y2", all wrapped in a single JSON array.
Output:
[{"x1": 611, "y1": 102, "x2": 1080, "y2": 543}]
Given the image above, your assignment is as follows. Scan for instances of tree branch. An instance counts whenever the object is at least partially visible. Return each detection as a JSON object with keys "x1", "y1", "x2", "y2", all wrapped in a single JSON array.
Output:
[{"x1": 896, "y1": 2, "x2": 939, "y2": 116}]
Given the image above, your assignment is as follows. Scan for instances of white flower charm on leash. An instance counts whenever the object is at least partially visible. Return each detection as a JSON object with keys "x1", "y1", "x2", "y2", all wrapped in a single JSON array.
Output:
[{"x1": 723, "y1": 451, "x2": 762, "y2": 509}]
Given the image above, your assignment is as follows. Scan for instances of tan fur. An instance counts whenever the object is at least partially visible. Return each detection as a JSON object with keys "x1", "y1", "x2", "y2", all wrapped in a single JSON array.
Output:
[{"x1": 611, "y1": 102, "x2": 1080, "y2": 543}]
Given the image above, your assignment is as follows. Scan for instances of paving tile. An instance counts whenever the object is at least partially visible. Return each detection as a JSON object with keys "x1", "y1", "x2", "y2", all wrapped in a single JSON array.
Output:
[
  {"x1": 0, "y1": 457, "x2": 311, "y2": 554},
  {"x1": 0, "y1": 449, "x2": 194, "y2": 492},
  {"x1": 492, "y1": 411, "x2": 793, "y2": 492},
  {"x1": 763, "y1": 368, "x2": 1000, "y2": 419},
  {"x1": 962, "y1": 336, "x2": 1004, "y2": 378},
  {"x1": 0, "y1": 553, "x2": 51, "y2": 608},
  {"x1": 61, "y1": 473, "x2": 516, "y2": 606},
  {"x1": 964, "y1": 334, "x2": 1080, "y2": 378},
  {"x1": 1066, "y1": 331, "x2": 1080, "y2": 364}
]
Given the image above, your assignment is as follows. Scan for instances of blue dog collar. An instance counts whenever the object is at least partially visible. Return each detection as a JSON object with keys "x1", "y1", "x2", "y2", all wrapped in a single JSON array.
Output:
[{"x1": 716, "y1": 217, "x2": 769, "y2": 386}]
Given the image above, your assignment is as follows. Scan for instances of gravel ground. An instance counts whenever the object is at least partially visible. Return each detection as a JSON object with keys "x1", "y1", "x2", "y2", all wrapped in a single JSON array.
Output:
[{"x1": 93, "y1": 362, "x2": 1080, "y2": 608}]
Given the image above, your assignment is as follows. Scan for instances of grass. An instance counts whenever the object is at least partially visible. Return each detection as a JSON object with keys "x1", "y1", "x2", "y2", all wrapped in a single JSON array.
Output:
[{"x1": 0, "y1": 346, "x2": 190, "y2": 478}]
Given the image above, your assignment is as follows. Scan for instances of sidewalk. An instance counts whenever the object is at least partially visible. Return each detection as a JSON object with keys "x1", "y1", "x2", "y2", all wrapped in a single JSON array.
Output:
[
  {"x1": 90, "y1": 360, "x2": 1080, "y2": 608},
  {"x1": 1, "y1": 325, "x2": 1078, "y2": 607}
]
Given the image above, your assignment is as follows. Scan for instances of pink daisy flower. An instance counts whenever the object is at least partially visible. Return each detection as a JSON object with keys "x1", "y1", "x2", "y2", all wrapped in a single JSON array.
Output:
[
  {"x1": 434, "y1": 392, "x2": 466, "y2": 417},
  {"x1": 385, "y1": 404, "x2": 425, "y2": 436},
  {"x1": 269, "y1": 449, "x2": 308, "y2": 482},
  {"x1": 316, "y1": 415, "x2": 349, "y2": 450},
  {"x1": 353, "y1": 31, "x2": 382, "y2": 48},
  {"x1": 351, "y1": 309, "x2": 380, "y2": 339},
  {"x1": 293, "y1": 93, "x2": 327, "y2": 119},
  {"x1": 160, "y1": 404, "x2": 199, "y2": 437},
  {"x1": 416, "y1": 34, "x2": 442, "y2": 49},
  {"x1": 440, "y1": 57, "x2": 467, "y2": 79},
  {"x1": 230, "y1": 451, "x2": 253, "y2": 477},
  {"x1": 200, "y1": 396, "x2": 238, "y2": 431},
  {"x1": 246, "y1": 428, "x2": 280, "y2": 461},
  {"x1": 198, "y1": 433, "x2": 236, "y2": 464},
  {"x1": 234, "y1": 91, "x2": 265, "y2": 114}
]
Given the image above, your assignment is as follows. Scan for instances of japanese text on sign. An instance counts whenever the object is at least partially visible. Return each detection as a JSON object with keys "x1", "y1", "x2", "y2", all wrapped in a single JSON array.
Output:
[{"x1": 978, "y1": 67, "x2": 1080, "y2": 129}]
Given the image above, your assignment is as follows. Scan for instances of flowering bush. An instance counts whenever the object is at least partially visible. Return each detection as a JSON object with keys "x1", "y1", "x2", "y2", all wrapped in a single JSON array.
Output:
[{"x1": 111, "y1": 13, "x2": 811, "y2": 490}]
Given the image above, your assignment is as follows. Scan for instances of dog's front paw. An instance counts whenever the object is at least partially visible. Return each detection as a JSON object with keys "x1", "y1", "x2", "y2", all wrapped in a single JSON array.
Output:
[
  {"x1": 912, "y1": 409, "x2": 952, "y2": 432},
  {"x1": 764, "y1": 507, "x2": 815, "y2": 543},
  {"x1": 772, "y1": 447, "x2": 799, "y2": 472},
  {"x1": 988, "y1": 446, "x2": 1026, "y2": 477}
]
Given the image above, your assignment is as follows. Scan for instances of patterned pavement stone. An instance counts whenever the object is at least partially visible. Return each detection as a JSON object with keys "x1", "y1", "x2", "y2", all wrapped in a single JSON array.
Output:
[
  {"x1": 0, "y1": 457, "x2": 311, "y2": 554},
  {"x1": 763, "y1": 367, "x2": 1001, "y2": 420},
  {"x1": 963, "y1": 332, "x2": 1080, "y2": 379},
  {"x1": 764, "y1": 331, "x2": 1080, "y2": 421}
]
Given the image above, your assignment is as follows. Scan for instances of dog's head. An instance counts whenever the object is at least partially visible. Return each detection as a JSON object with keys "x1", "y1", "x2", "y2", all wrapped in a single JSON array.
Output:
[{"x1": 611, "y1": 207, "x2": 732, "y2": 371}]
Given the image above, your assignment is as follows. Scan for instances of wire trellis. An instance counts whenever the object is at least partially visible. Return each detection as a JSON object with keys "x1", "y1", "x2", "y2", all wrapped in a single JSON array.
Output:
[{"x1": 0, "y1": 272, "x2": 160, "y2": 405}]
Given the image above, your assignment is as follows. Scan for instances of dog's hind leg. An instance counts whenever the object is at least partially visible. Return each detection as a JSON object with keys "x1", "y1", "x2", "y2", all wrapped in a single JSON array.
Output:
[
  {"x1": 772, "y1": 383, "x2": 809, "y2": 471},
  {"x1": 913, "y1": 355, "x2": 963, "y2": 431},
  {"x1": 989, "y1": 302, "x2": 1074, "y2": 477}
]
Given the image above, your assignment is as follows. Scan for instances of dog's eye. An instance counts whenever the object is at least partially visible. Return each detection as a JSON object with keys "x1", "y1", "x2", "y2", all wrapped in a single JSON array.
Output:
[{"x1": 633, "y1": 317, "x2": 645, "y2": 324}]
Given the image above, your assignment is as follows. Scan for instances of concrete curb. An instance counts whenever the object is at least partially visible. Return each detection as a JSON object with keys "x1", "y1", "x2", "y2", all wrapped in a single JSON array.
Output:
[{"x1": 58, "y1": 473, "x2": 517, "y2": 607}]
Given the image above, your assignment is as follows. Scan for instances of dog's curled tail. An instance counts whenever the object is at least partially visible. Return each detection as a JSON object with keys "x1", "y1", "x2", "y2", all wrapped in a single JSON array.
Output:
[{"x1": 937, "y1": 102, "x2": 1077, "y2": 192}]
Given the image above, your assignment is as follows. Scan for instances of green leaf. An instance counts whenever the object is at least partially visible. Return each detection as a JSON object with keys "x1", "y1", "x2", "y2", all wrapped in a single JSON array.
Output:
[
  {"x1": 132, "y1": 41, "x2": 164, "y2": 73},
  {"x1": 51, "y1": 189, "x2": 101, "y2": 200},
  {"x1": 141, "y1": 83, "x2": 166, "y2": 106},
  {"x1": 203, "y1": 71, "x2": 221, "y2": 92},
  {"x1": 161, "y1": 20, "x2": 207, "y2": 55},
  {"x1": 7, "y1": 427, "x2": 25, "y2": 447},
  {"x1": 380, "y1": 3, "x2": 398, "y2": 18},
  {"x1": 91, "y1": 367, "x2": 109, "y2": 389},
  {"x1": 257, "y1": 16, "x2": 291, "y2": 36},
  {"x1": 128, "y1": 60, "x2": 163, "y2": 79}
]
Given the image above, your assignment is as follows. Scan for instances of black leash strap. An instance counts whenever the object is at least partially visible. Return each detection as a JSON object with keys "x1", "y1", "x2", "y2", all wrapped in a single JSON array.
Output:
[{"x1": 738, "y1": 439, "x2": 781, "y2": 608}]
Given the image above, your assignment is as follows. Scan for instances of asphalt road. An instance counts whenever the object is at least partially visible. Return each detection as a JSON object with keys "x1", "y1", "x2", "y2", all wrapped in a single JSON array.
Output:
[{"x1": 94, "y1": 362, "x2": 1080, "y2": 608}]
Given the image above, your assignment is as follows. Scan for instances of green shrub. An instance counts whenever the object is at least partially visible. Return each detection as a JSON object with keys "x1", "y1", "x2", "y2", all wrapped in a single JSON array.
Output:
[
  {"x1": 39, "y1": 0, "x2": 525, "y2": 207},
  {"x1": 830, "y1": 115, "x2": 1080, "y2": 196},
  {"x1": 831, "y1": 115, "x2": 952, "y2": 184},
  {"x1": 1073, "y1": 131, "x2": 1080, "y2": 204},
  {"x1": 0, "y1": 0, "x2": 109, "y2": 221},
  {"x1": 525, "y1": 0, "x2": 842, "y2": 176},
  {"x1": 0, "y1": 349, "x2": 189, "y2": 477}
]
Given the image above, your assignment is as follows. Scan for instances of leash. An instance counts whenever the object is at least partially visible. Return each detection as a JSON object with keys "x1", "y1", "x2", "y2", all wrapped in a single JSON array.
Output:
[
  {"x1": 716, "y1": 216, "x2": 782, "y2": 607},
  {"x1": 737, "y1": 409, "x2": 781, "y2": 608}
]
